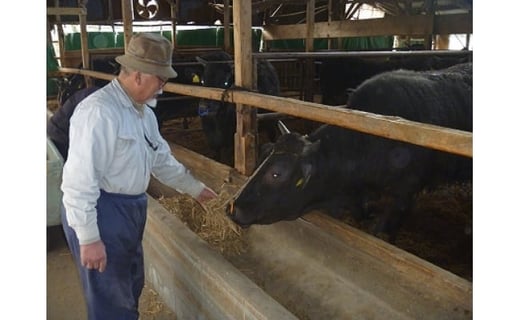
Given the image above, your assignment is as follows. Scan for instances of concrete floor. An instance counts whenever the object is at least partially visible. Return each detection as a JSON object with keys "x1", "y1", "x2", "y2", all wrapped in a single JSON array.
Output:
[{"x1": 46, "y1": 225, "x2": 175, "y2": 320}]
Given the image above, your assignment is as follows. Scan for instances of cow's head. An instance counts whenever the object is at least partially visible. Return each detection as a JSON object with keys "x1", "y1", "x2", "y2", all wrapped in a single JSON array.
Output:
[
  {"x1": 196, "y1": 53, "x2": 236, "y2": 158},
  {"x1": 196, "y1": 54, "x2": 235, "y2": 117},
  {"x1": 226, "y1": 122, "x2": 321, "y2": 227},
  {"x1": 57, "y1": 57, "x2": 119, "y2": 106}
]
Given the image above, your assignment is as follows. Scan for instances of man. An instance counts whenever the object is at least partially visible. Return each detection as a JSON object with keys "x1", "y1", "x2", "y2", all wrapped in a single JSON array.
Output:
[{"x1": 60, "y1": 32, "x2": 218, "y2": 319}]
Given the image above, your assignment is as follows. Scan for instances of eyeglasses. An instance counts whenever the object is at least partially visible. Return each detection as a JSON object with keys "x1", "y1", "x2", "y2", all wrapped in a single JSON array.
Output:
[
  {"x1": 139, "y1": 72, "x2": 168, "y2": 88},
  {"x1": 156, "y1": 75, "x2": 168, "y2": 88}
]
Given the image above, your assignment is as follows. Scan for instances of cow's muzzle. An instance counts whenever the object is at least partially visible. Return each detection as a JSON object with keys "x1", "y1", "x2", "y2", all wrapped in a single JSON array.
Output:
[{"x1": 198, "y1": 99, "x2": 220, "y2": 117}]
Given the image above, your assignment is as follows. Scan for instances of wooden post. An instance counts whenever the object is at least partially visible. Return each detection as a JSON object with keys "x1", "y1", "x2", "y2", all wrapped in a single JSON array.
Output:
[
  {"x1": 121, "y1": 0, "x2": 133, "y2": 49},
  {"x1": 78, "y1": 0, "x2": 91, "y2": 87},
  {"x1": 224, "y1": 0, "x2": 231, "y2": 53},
  {"x1": 303, "y1": 0, "x2": 315, "y2": 102},
  {"x1": 327, "y1": 0, "x2": 332, "y2": 49},
  {"x1": 52, "y1": 0, "x2": 65, "y2": 67},
  {"x1": 170, "y1": 1, "x2": 177, "y2": 50},
  {"x1": 232, "y1": 0, "x2": 256, "y2": 175},
  {"x1": 424, "y1": 0, "x2": 435, "y2": 50},
  {"x1": 435, "y1": 34, "x2": 450, "y2": 49}
]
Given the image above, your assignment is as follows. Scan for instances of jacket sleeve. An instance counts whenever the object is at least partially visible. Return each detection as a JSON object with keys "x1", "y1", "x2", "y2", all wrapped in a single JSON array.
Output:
[
  {"x1": 146, "y1": 111, "x2": 206, "y2": 198},
  {"x1": 150, "y1": 135, "x2": 206, "y2": 198}
]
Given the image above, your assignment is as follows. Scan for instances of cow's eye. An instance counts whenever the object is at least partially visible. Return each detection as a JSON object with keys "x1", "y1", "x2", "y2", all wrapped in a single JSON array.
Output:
[{"x1": 262, "y1": 161, "x2": 292, "y2": 186}]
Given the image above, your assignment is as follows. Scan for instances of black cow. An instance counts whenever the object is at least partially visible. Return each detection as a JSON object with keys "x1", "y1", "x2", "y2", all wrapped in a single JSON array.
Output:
[
  {"x1": 57, "y1": 56, "x2": 203, "y2": 129},
  {"x1": 48, "y1": 86, "x2": 100, "y2": 160},
  {"x1": 153, "y1": 56, "x2": 203, "y2": 129},
  {"x1": 56, "y1": 57, "x2": 117, "y2": 106},
  {"x1": 227, "y1": 63, "x2": 472, "y2": 241},
  {"x1": 49, "y1": 56, "x2": 204, "y2": 160},
  {"x1": 319, "y1": 53, "x2": 471, "y2": 106},
  {"x1": 197, "y1": 51, "x2": 281, "y2": 165}
]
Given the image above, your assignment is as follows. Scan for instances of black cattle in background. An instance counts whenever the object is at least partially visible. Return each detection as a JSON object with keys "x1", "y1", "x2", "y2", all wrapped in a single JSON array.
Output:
[
  {"x1": 227, "y1": 63, "x2": 472, "y2": 242},
  {"x1": 319, "y1": 53, "x2": 471, "y2": 106},
  {"x1": 56, "y1": 57, "x2": 117, "y2": 106},
  {"x1": 152, "y1": 56, "x2": 204, "y2": 129},
  {"x1": 48, "y1": 86, "x2": 100, "y2": 160},
  {"x1": 197, "y1": 51, "x2": 281, "y2": 165},
  {"x1": 56, "y1": 56, "x2": 203, "y2": 129}
]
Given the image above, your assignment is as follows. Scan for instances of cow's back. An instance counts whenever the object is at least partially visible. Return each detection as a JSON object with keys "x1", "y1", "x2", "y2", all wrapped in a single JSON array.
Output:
[
  {"x1": 257, "y1": 60, "x2": 281, "y2": 96},
  {"x1": 346, "y1": 63, "x2": 472, "y2": 131},
  {"x1": 313, "y1": 63, "x2": 473, "y2": 193}
]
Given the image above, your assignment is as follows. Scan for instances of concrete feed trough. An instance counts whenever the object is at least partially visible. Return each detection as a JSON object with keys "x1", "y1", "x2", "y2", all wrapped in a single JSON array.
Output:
[{"x1": 142, "y1": 144, "x2": 472, "y2": 319}]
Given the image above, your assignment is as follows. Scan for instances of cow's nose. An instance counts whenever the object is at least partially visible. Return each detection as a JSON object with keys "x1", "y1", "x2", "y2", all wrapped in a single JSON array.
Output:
[{"x1": 198, "y1": 101, "x2": 210, "y2": 116}]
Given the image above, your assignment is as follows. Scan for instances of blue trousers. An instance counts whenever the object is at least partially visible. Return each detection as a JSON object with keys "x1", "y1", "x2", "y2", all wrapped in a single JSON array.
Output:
[{"x1": 61, "y1": 190, "x2": 148, "y2": 320}]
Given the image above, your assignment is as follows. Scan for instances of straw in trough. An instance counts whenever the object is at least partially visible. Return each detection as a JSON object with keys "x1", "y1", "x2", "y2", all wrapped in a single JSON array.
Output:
[{"x1": 159, "y1": 189, "x2": 247, "y2": 257}]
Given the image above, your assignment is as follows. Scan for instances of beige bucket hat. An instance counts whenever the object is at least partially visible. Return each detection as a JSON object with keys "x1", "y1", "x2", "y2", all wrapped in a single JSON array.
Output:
[{"x1": 116, "y1": 33, "x2": 178, "y2": 79}]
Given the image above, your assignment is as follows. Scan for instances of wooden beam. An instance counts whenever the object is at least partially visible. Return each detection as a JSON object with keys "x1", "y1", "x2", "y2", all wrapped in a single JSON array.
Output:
[
  {"x1": 78, "y1": 1, "x2": 91, "y2": 86},
  {"x1": 51, "y1": 0, "x2": 66, "y2": 67},
  {"x1": 121, "y1": 0, "x2": 133, "y2": 49},
  {"x1": 224, "y1": 0, "x2": 231, "y2": 52},
  {"x1": 303, "y1": 0, "x2": 316, "y2": 102},
  {"x1": 252, "y1": 0, "x2": 307, "y2": 12},
  {"x1": 58, "y1": 67, "x2": 116, "y2": 82},
  {"x1": 170, "y1": 1, "x2": 177, "y2": 50},
  {"x1": 424, "y1": 0, "x2": 436, "y2": 49},
  {"x1": 305, "y1": 0, "x2": 315, "y2": 52},
  {"x1": 262, "y1": 13, "x2": 472, "y2": 40},
  {"x1": 233, "y1": 0, "x2": 257, "y2": 175},
  {"x1": 434, "y1": 13, "x2": 473, "y2": 34},
  {"x1": 59, "y1": 68, "x2": 472, "y2": 158},
  {"x1": 47, "y1": 7, "x2": 87, "y2": 16}
]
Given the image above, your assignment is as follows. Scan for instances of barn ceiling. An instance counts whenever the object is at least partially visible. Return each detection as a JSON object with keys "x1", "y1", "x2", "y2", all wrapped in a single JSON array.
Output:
[
  {"x1": 228, "y1": 0, "x2": 473, "y2": 25},
  {"x1": 47, "y1": 0, "x2": 473, "y2": 26}
]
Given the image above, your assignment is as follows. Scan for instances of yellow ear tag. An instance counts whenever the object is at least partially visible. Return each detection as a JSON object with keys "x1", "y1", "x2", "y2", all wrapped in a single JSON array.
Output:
[
  {"x1": 296, "y1": 178, "x2": 304, "y2": 188},
  {"x1": 192, "y1": 74, "x2": 200, "y2": 83}
]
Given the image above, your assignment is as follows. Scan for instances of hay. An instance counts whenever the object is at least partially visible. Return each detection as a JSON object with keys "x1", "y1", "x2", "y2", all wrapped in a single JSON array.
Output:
[
  {"x1": 141, "y1": 287, "x2": 165, "y2": 316},
  {"x1": 158, "y1": 189, "x2": 246, "y2": 257}
]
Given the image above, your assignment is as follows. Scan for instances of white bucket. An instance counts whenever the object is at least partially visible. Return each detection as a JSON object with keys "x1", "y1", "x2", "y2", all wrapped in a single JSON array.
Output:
[{"x1": 47, "y1": 137, "x2": 64, "y2": 226}]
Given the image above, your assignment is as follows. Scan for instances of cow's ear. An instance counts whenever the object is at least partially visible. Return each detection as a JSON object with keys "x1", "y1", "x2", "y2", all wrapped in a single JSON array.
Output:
[
  {"x1": 191, "y1": 72, "x2": 201, "y2": 84},
  {"x1": 196, "y1": 56, "x2": 207, "y2": 66},
  {"x1": 302, "y1": 140, "x2": 320, "y2": 157},
  {"x1": 296, "y1": 162, "x2": 314, "y2": 189},
  {"x1": 296, "y1": 140, "x2": 319, "y2": 189}
]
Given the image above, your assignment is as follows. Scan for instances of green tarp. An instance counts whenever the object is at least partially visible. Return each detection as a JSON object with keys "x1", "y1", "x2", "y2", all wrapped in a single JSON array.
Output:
[
  {"x1": 62, "y1": 29, "x2": 390, "y2": 52},
  {"x1": 63, "y1": 28, "x2": 263, "y2": 51}
]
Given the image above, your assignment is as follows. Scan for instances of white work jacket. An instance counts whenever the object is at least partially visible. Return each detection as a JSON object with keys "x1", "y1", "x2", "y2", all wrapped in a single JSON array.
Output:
[{"x1": 61, "y1": 79, "x2": 205, "y2": 245}]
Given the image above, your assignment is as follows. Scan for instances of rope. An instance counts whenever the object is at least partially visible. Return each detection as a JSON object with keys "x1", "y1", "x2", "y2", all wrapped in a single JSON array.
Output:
[{"x1": 220, "y1": 85, "x2": 252, "y2": 105}]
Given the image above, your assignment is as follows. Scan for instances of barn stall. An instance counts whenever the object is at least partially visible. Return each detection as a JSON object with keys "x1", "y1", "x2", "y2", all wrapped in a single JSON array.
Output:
[{"x1": 47, "y1": 0, "x2": 473, "y2": 319}]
